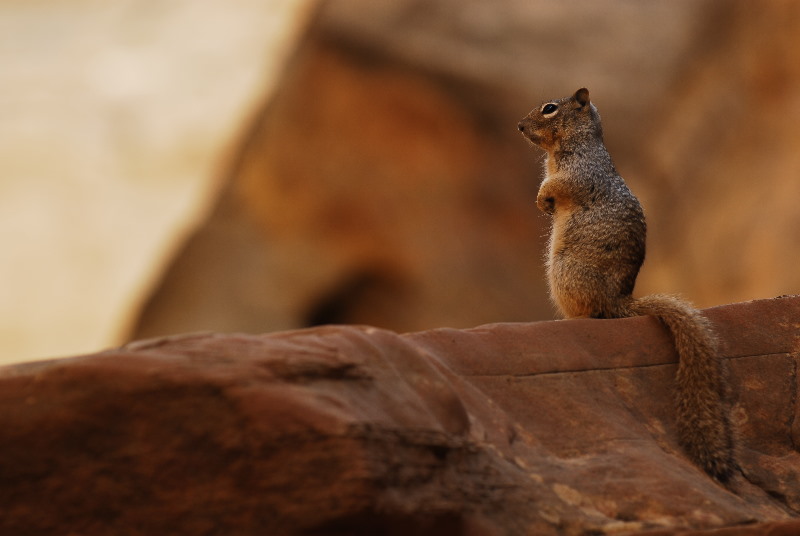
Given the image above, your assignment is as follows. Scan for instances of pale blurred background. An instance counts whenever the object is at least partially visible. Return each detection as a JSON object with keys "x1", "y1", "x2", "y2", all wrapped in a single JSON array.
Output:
[
  {"x1": 0, "y1": 0, "x2": 314, "y2": 362},
  {"x1": 2, "y1": 0, "x2": 799, "y2": 365}
]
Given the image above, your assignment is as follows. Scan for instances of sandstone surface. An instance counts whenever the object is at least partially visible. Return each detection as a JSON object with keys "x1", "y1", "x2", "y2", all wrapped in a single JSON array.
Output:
[{"x1": 3, "y1": 296, "x2": 799, "y2": 534}]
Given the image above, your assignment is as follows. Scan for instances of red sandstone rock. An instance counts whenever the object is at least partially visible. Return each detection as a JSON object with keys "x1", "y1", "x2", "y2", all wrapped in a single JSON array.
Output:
[{"x1": 1, "y1": 296, "x2": 799, "y2": 535}]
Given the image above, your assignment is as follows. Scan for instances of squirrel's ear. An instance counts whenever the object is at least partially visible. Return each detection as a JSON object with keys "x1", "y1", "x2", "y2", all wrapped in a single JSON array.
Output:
[{"x1": 574, "y1": 88, "x2": 590, "y2": 107}]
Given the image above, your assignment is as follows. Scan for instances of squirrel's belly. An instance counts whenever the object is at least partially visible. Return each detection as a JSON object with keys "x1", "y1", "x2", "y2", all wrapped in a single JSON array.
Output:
[{"x1": 547, "y1": 215, "x2": 639, "y2": 318}]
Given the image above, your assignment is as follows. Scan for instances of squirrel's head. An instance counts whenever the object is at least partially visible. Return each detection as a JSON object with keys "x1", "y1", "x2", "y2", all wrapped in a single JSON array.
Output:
[{"x1": 518, "y1": 88, "x2": 603, "y2": 153}]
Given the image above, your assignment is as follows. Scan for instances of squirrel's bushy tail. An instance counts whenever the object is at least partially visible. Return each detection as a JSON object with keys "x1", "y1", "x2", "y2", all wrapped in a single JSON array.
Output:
[{"x1": 625, "y1": 294, "x2": 735, "y2": 482}]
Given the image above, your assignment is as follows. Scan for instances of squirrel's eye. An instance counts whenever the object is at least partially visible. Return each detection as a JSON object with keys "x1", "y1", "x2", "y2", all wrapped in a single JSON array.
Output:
[{"x1": 542, "y1": 103, "x2": 558, "y2": 116}]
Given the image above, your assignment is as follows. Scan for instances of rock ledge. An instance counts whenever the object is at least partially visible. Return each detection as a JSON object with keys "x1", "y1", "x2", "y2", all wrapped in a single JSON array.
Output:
[{"x1": 2, "y1": 296, "x2": 799, "y2": 535}]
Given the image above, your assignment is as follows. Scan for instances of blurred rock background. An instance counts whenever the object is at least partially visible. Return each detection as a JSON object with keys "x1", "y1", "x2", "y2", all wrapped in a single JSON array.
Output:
[
  {"x1": 0, "y1": 0, "x2": 313, "y2": 363},
  {"x1": 3, "y1": 0, "x2": 799, "y2": 363}
]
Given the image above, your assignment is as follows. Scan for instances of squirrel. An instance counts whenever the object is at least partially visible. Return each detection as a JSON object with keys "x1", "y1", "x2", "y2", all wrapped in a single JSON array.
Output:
[{"x1": 517, "y1": 88, "x2": 735, "y2": 482}]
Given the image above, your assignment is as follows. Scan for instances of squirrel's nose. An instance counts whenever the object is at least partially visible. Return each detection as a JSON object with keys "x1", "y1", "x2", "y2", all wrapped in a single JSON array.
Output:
[{"x1": 517, "y1": 122, "x2": 525, "y2": 132}]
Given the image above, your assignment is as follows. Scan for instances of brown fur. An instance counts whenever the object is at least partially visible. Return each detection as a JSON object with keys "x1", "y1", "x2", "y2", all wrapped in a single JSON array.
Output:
[{"x1": 518, "y1": 89, "x2": 735, "y2": 482}]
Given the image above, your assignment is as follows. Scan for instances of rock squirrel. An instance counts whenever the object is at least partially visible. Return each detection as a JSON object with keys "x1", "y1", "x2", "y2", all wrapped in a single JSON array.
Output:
[{"x1": 517, "y1": 88, "x2": 735, "y2": 482}]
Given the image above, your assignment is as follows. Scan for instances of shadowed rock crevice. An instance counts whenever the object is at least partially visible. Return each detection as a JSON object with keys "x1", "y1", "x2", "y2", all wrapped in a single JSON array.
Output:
[{"x1": 304, "y1": 269, "x2": 410, "y2": 328}]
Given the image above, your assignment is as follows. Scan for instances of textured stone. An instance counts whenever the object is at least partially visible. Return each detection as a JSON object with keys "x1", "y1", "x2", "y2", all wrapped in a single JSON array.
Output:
[{"x1": 1, "y1": 296, "x2": 799, "y2": 535}]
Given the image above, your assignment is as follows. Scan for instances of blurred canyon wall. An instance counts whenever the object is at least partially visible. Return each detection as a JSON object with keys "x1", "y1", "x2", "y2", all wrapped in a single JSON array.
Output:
[
  {"x1": 130, "y1": 0, "x2": 800, "y2": 340},
  {"x1": 0, "y1": 0, "x2": 314, "y2": 363}
]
